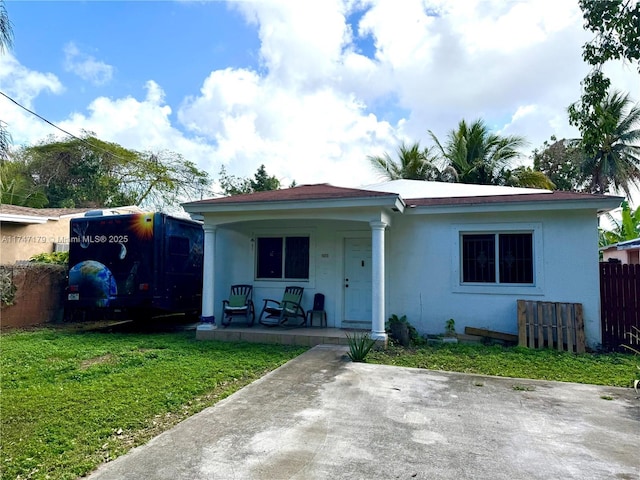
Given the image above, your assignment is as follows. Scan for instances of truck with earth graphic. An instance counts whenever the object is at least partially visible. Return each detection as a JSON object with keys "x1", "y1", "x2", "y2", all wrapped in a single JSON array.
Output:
[{"x1": 66, "y1": 211, "x2": 204, "y2": 321}]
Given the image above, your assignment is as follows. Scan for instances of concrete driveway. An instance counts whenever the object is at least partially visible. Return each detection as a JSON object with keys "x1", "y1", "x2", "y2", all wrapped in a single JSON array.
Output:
[{"x1": 87, "y1": 345, "x2": 639, "y2": 480}]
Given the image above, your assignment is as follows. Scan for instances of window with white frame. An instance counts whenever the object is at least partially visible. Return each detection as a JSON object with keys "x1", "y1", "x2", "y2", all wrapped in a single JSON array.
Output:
[
  {"x1": 461, "y1": 232, "x2": 534, "y2": 284},
  {"x1": 256, "y1": 236, "x2": 309, "y2": 280}
]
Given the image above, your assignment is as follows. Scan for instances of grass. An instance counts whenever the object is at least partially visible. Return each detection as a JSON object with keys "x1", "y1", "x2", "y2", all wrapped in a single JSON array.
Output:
[
  {"x1": 368, "y1": 342, "x2": 638, "y2": 387},
  {"x1": 0, "y1": 328, "x2": 307, "y2": 480},
  {"x1": 2, "y1": 328, "x2": 638, "y2": 479}
]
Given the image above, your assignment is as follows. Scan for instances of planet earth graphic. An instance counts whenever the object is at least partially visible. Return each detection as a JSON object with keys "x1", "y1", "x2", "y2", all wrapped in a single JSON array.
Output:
[{"x1": 69, "y1": 260, "x2": 117, "y2": 307}]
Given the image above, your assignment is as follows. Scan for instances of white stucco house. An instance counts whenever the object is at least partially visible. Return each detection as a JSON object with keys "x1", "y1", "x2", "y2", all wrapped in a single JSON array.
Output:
[{"x1": 182, "y1": 180, "x2": 622, "y2": 348}]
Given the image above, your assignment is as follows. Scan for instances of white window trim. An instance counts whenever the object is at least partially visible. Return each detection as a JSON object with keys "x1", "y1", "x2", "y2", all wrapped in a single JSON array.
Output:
[
  {"x1": 251, "y1": 229, "x2": 315, "y2": 287},
  {"x1": 451, "y1": 223, "x2": 544, "y2": 295}
]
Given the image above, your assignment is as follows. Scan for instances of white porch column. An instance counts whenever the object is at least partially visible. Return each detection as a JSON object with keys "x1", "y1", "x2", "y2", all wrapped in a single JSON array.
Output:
[
  {"x1": 198, "y1": 224, "x2": 217, "y2": 330},
  {"x1": 370, "y1": 221, "x2": 388, "y2": 341}
]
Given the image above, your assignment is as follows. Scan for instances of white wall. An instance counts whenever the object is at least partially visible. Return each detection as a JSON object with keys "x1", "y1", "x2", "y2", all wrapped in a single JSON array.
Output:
[
  {"x1": 210, "y1": 209, "x2": 603, "y2": 347},
  {"x1": 385, "y1": 209, "x2": 602, "y2": 347},
  {"x1": 213, "y1": 219, "x2": 367, "y2": 326}
]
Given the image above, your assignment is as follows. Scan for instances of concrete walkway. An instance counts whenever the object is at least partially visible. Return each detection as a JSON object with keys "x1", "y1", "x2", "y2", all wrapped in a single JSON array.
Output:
[{"x1": 87, "y1": 345, "x2": 640, "y2": 480}]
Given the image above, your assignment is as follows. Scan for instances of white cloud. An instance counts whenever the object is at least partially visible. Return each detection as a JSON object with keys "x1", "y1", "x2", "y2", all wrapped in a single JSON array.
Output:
[
  {"x1": 63, "y1": 42, "x2": 114, "y2": 86},
  {"x1": 0, "y1": 53, "x2": 63, "y2": 107},
  {"x1": 0, "y1": 54, "x2": 64, "y2": 147},
  {"x1": 55, "y1": 81, "x2": 219, "y2": 174},
  {"x1": 179, "y1": 68, "x2": 395, "y2": 186},
  {"x1": 2, "y1": 0, "x2": 638, "y2": 195}
]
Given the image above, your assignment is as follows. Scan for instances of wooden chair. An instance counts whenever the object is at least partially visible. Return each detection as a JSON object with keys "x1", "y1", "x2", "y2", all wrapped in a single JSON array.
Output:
[
  {"x1": 221, "y1": 284, "x2": 255, "y2": 327},
  {"x1": 258, "y1": 286, "x2": 305, "y2": 327}
]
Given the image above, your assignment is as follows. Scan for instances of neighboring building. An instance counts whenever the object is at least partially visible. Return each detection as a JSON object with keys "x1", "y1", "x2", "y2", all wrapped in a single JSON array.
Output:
[
  {"x1": 0, "y1": 205, "x2": 143, "y2": 264},
  {"x1": 601, "y1": 237, "x2": 640, "y2": 265},
  {"x1": 183, "y1": 180, "x2": 622, "y2": 348}
]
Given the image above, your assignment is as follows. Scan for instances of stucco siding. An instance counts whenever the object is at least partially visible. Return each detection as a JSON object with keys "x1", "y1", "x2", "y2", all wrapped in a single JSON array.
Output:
[
  {"x1": 385, "y1": 210, "x2": 602, "y2": 347},
  {"x1": 0, "y1": 220, "x2": 72, "y2": 264},
  {"x1": 212, "y1": 220, "x2": 369, "y2": 326},
  {"x1": 208, "y1": 210, "x2": 602, "y2": 346}
]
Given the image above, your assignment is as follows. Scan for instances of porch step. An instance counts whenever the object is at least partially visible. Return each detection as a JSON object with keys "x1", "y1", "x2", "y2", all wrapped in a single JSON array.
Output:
[
  {"x1": 195, "y1": 325, "x2": 358, "y2": 347},
  {"x1": 341, "y1": 321, "x2": 371, "y2": 330}
]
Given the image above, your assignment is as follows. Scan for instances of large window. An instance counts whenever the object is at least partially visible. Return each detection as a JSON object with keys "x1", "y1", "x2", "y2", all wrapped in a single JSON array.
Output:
[
  {"x1": 462, "y1": 232, "x2": 533, "y2": 284},
  {"x1": 256, "y1": 236, "x2": 309, "y2": 280}
]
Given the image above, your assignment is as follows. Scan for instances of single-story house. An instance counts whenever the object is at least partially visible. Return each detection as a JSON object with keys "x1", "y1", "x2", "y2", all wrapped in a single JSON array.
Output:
[
  {"x1": 0, "y1": 205, "x2": 143, "y2": 264},
  {"x1": 182, "y1": 180, "x2": 622, "y2": 348},
  {"x1": 600, "y1": 237, "x2": 640, "y2": 265}
]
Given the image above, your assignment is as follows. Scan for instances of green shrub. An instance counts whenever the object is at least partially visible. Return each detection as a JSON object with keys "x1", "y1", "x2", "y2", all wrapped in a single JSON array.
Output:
[
  {"x1": 386, "y1": 314, "x2": 425, "y2": 346},
  {"x1": 29, "y1": 251, "x2": 69, "y2": 264},
  {"x1": 345, "y1": 331, "x2": 377, "y2": 362},
  {"x1": 445, "y1": 318, "x2": 456, "y2": 337}
]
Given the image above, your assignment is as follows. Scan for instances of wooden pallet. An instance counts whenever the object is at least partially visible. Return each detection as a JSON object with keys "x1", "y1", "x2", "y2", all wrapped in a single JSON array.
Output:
[{"x1": 517, "y1": 300, "x2": 585, "y2": 353}]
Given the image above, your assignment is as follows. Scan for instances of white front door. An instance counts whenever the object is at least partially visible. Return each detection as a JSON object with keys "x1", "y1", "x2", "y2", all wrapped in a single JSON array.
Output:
[{"x1": 343, "y1": 238, "x2": 372, "y2": 324}]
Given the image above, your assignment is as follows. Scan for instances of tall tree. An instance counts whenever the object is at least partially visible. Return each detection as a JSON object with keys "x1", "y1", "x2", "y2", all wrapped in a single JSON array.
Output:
[
  {"x1": 219, "y1": 164, "x2": 282, "y2": 196},
  {"x1": 0, "y1": 0, "x2": 14, "y2": 161},
  {"x1": 429, "y1": 119, "x2": 552, "y2": 188},
  {"x1": 250, "y1": 164, "x2": 281, "y2": 192},
  {"x1": 368, "y1": 141, "x2": 456, "y2": 181},
  {"x1": 7, "y1": 134, "x2": 212, "y2": 209},
  {"x1": 0, "y1": 160, "x2": 48, "y2": 207},
  {"x1": 532, "y1": 136, "x2": 585, "y2": 191},
  {"x1": 580, "y1": 91, "x2": 640, "y2": 196},
  {"x1": 568, "y1": 0, "x2": 640, "y2": 157}
]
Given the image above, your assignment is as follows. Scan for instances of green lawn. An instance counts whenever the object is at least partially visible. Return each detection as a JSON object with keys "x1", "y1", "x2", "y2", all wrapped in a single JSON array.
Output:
[
  {"x1": 368, "y1": 342, "x2": 639, "y2": 387},
  {"x1": 2, "y1": 328, "x2": 638, "y2": 480},
  {"x1": 0, "y1": 328, "x2": 307, "y2": 480}
]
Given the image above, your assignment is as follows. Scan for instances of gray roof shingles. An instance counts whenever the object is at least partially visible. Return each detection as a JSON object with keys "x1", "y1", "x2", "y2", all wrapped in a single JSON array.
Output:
[
  {"x1": 0, "y1": 205, "x2": 91, "y2": 218},
  {"x1": 185, "y1": 183, "x2": 398, "y2": 205}
]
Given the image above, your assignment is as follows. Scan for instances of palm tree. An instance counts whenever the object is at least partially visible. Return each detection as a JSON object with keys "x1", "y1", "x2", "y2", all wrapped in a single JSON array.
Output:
[
  {"x1": 0, "y1": 0, "x2": 12, "y2": 53},
  {"x1": 368, "y1": 141, "x2": 456, "y2": 182},
  {"x1": 501, "y1": 166, "x2": 556, "y2": 189},
  {"x1": 581, "y1": 91, "x2": 640, "y2": 197},
  {"x1": 1, "y1": 1, "x2": 13, "y2": 161},
  {"x1": 429, "y1": 119, "x2": 552, "y2": 188}
]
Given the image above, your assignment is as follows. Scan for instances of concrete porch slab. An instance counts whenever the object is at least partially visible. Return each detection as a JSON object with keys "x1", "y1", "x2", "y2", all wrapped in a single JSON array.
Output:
[{"x1": 195, "y1": 325, "x2": 374, "y2": 347}]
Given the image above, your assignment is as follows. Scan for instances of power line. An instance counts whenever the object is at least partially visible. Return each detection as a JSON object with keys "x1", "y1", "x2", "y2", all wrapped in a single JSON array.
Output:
[{"x1": 0, "y1": 89, "x2": 130, "y2": 162}]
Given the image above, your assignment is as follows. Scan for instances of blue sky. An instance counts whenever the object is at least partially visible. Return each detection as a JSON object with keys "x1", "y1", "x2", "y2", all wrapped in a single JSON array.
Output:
[
  {"x1": 7, "y1": 2, "x2": 261, "y2": 123},
  {"x1": 1, "y1": 0, "x2": 638, "y2": 197}
]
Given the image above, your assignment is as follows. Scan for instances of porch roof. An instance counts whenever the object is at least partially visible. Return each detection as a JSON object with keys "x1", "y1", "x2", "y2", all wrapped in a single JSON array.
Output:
[{"x1": 183, "y1": 183, "x2": 404, "y2": 214}]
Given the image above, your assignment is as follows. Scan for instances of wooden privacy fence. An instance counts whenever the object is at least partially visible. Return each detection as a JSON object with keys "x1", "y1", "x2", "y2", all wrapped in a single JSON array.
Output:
[
  {"x1": 517, "y1": 300, "x2": 585, "y2": 353},
  {"x1": 600, "y1": 263, "x2": 640, "y2": 352}
]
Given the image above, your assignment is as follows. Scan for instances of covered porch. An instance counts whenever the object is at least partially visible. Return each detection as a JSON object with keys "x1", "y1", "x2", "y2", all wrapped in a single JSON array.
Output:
[{"x1": 183, "y1": 184, "x2": 407, "y2": 343}]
